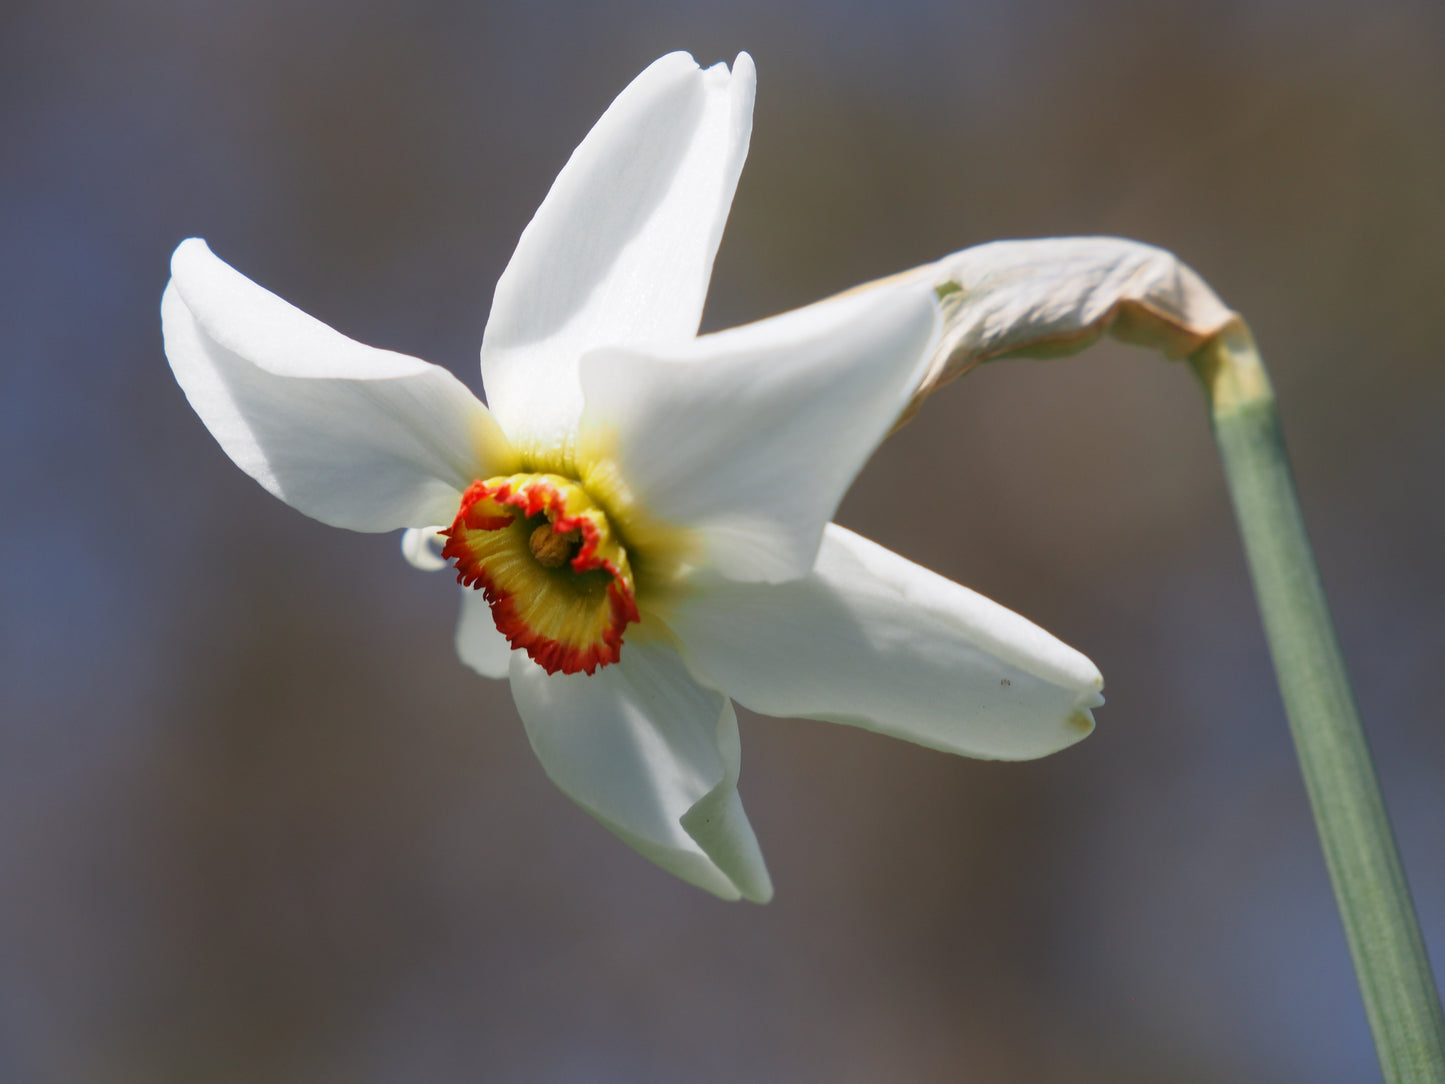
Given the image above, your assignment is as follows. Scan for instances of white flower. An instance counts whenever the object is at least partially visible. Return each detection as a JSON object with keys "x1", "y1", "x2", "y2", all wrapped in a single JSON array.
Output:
[{"x1": 161, "y1": 51, "x2": 1104, "y2": 902}]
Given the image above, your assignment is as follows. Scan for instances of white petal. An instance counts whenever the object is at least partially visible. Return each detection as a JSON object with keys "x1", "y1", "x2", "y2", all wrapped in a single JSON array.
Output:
[
  {"x1": 670, "y1": 524, "x2": 1104, "y2": 761},
  {"x1": 508, "y1": 634, "x2": 772, "y2": 902},
  {"x1": 454, "y1": 586, "x2": 513, "y2": 679},
  {"x1": 579, "y1": 280, "x2": 938, "y2": 583},
  {"x1": 164, "y1": 239, "x2": 512, "y2": 532},
  {"x1": 481, "y1": 52, "x2": 756, "y2": 449}
]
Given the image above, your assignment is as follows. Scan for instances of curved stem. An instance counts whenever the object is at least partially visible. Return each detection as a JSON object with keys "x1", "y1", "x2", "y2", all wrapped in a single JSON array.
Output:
[{"x1": 1191, "y1": 324, "x2": 1445, "y2": 1083}]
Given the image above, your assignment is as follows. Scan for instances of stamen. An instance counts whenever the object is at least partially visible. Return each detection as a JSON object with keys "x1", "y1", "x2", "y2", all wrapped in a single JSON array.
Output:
[{"x1": 529, "y1": 522, "x2": 579, "y2": 568}]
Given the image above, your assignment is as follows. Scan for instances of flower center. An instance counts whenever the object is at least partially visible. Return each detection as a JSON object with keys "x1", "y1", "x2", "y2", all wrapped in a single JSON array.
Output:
[
  {"x1": 528, "y1": 522, "x2": 579, "y2": 568},
  {"x1": 440, "y1": 473, "x2": 639, "y2": 676}
]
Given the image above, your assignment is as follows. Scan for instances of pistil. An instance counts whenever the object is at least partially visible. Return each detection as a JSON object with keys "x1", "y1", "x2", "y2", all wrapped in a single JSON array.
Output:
[{"x1": 529, "y1": 522, "x2": 579, "y2": 568}]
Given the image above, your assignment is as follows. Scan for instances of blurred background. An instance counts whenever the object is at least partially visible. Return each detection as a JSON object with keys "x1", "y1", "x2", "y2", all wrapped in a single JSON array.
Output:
[{"x1": 2, "y1": 0, "x2": 1442, "y2": 1080}]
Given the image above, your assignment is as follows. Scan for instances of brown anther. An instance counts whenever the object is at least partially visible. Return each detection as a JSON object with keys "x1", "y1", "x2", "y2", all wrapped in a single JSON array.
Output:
[{"x1": 529, "y1": 522, "x2": 579, "y2": 569}]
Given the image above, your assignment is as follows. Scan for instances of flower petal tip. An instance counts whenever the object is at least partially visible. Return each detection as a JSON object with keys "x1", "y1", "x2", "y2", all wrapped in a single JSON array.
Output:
[
  {"x1": 169, "y1": 237, "x2": 218, "y2": 285},
  {"x1": 743, "y1": 881, "x2": 774, "y2": 905},
  {"x1": 1067, "y1": 709, "x2": 1096, "y2": 737},
  {"x1": 401, "y1": 526, "x2": 449, "y2": 572}
]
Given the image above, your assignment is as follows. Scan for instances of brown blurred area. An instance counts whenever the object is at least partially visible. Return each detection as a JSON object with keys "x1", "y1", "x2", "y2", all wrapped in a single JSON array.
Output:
[{"x1": 2, "y1": 1, "x2": 1442, "y2": 1080}]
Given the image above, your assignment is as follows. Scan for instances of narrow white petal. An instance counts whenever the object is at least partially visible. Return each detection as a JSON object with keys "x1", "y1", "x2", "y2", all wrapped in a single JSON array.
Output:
[
  {"x1": 164, "y1": 239, "x2": 512, "y2": 532},
  {"x1": 671, "y1": 524, "x2": 1104, "y2": 761},
  {"x1": 579, "y1": 280, "x2": 938, "y2": 583},
  {"x1": 455, "y1": 587, "x2": 513, "y2": 679},
  {"x1": 508, "y1": 635, "x2": 772, "y2": 902},
  {"x1": 481, "y1": 52, "x2": 756, "y2": 449}
]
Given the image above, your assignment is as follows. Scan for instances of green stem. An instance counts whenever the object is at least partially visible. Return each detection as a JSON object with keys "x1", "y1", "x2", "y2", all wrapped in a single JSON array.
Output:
[{"x1": 1191, "y1": 325, "x2": 1445, "y2": 1083}]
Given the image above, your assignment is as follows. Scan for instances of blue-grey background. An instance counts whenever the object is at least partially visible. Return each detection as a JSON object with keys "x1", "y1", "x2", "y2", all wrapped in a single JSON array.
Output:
[{"x1": 2, "y1": 1, "x2": 1442, "y2": 1080}]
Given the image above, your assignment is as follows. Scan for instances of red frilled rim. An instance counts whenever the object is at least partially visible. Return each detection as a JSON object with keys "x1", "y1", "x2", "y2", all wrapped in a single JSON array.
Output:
[{"x1": 439, "y1": 476, "x2": 640, "y2": 676}]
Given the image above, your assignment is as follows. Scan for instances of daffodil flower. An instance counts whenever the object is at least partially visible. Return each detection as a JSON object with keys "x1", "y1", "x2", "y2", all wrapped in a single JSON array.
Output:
[{"x1": 162, "y1": 51, "x2": 1104, "y2": 902}]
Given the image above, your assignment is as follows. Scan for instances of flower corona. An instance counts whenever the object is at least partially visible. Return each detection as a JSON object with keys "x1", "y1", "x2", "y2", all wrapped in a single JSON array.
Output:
[{"x1": 442, "y1": 473, "x2": 640, "y2": 675}]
